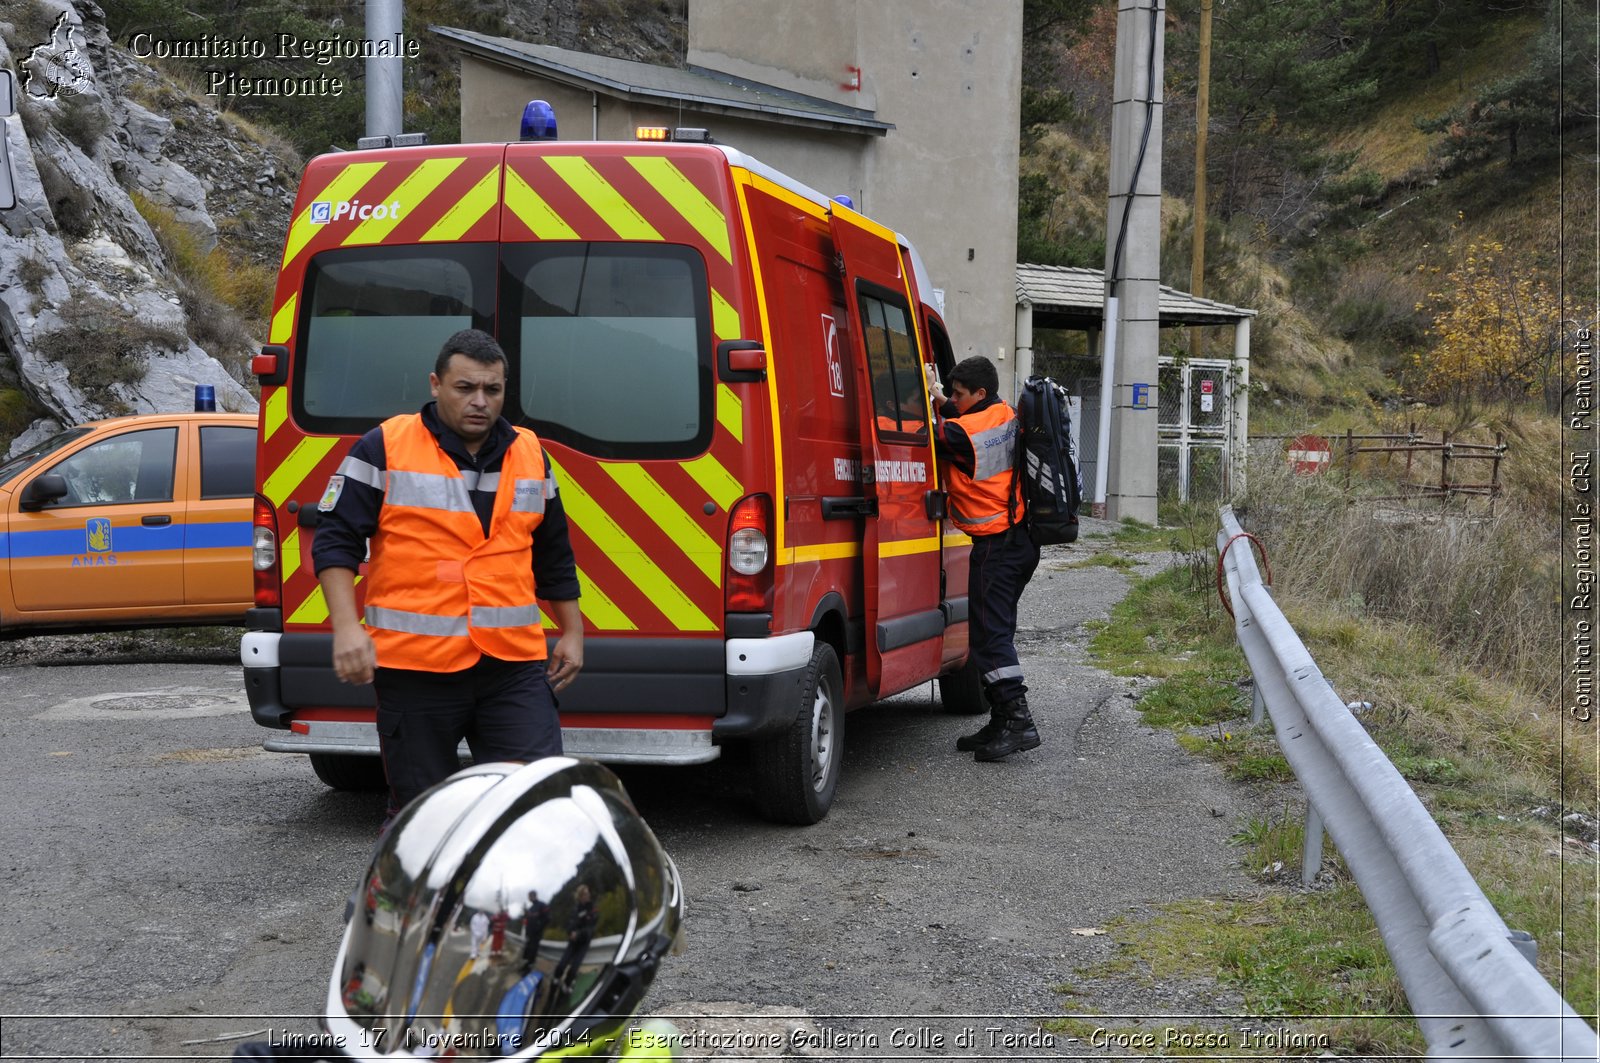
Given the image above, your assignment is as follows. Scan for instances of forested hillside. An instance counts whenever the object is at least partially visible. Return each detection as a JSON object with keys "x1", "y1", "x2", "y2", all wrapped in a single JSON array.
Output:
[{"x1": 1020, "y1": 0, "x2": 1592, "y2": 422}]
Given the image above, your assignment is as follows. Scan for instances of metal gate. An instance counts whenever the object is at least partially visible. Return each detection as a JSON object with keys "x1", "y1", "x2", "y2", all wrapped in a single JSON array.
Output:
[{"x1": 1158, "y1": 358, "x2": 1234, "y2": 502}]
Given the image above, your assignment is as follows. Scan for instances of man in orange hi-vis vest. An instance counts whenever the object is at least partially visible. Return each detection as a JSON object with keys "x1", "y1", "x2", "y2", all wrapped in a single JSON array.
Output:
[
  {"x1": 312, "y1": 329, "x2": 582, "y2": 817},
  {"x1": 930, "y1": 355, "x2": 1042, "y2": 762}
]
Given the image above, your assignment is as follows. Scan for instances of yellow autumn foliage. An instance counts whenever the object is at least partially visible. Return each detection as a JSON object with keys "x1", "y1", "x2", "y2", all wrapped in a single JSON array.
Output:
[{"x1": 1409, "y1": 241, "x2": 1562, "y2": 409}]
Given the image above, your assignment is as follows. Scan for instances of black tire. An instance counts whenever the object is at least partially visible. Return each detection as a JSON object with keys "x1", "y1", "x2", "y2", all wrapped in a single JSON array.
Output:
[
  {"x1": 752, "y1": 642, "x2": 844, "y2": 825},
  {"x1": 309, "y1": 753, "x2": 387, "y2": 792},
  {"x1": 937, "y1": 654, "x2": 987, "y2": 715}
]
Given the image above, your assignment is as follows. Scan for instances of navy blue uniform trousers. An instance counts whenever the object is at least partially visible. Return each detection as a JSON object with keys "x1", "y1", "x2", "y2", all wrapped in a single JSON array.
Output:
[
  {"x1": 968, "y1": 523, "x2": 1040, "y2": 705},
  {"x1": 374, "y1": 655, "x2": 562, "y2": 815}
]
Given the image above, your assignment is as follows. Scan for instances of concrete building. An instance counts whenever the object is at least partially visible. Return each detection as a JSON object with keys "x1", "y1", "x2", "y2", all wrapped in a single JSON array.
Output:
[{"x1": 436, "y1": 0, "x2": 1023, "y2": 392}]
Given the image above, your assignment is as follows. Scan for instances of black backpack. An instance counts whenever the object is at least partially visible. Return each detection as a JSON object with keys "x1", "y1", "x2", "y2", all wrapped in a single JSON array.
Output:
[{"x1": 1011, "y1": 375, "x2": 1081, "y2": 545}]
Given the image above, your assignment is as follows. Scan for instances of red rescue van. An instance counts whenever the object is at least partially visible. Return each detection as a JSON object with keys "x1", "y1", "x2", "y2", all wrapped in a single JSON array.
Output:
[{"x1": 242, "y1": 129, "x2": 982, "y2": 822}]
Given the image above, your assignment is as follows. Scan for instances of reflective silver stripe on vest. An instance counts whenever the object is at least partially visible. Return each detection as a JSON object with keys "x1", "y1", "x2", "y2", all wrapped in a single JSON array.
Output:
[
  {"x1": 385, "y1": 470, "x2": 474, "y2": 513},
  {"x1": 470, "y1": 604, "x2": 541, "y2": 628},
  {"x1": 364, "y1": 605, "x2": 470, "y2": 637},
  {"x1": 952, "y1": 502, "x2": 1007, "y2": 526},
  {"x1": 509, "y1": 478, "x2": 550, "y2": 514},
  {"x1": 337, "y1": 455, "x2": 384, "y2": 489},
  {"x1": 470, "y1": 471, "x2": 498, "y2": 493},
  {"x1": 970, "y1": 418, "x2": 1018, "y2": 481}
]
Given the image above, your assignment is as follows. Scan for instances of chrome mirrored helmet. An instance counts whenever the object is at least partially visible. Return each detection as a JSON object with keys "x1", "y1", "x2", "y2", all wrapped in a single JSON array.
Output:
[{"x1": 325, "y1": 758, "x2": 683, "y2": 1060}]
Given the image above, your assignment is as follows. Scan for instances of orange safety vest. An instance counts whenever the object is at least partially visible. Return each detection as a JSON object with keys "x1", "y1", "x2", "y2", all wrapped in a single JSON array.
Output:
[
  {"x1": 946, "y1": 401, "x2": 1021, "y2": 537},
  {"x1": 362, "y1": 414, "x2": 554, "y2": 671}
]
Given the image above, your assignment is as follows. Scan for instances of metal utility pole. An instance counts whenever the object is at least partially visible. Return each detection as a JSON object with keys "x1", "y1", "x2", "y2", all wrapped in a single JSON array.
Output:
[
  {"x1": 366, "y1": 0, "x2": 403, "y2": 141},
  {"x1": 1190, "y1": 0, "x2": 1212, "y2": 361},
  {"x1": 1093, "y1": 0, "x2": 1165, "y2": 522}
]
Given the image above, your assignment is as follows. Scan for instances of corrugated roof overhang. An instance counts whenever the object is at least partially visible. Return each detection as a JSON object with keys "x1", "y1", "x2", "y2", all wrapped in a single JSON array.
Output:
[
  {"x1": 433, "y1": 27, "x2": 894, "y2": 137},
  {"x1": 1017, "y1": 263, "x2": 1256, "y2": 330}
]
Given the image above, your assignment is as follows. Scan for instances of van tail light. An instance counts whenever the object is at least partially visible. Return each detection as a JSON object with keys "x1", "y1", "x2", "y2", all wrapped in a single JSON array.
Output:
[
  {"x1": 252, "y1": 494, "x2": 280, "y2": 608},
  {"x1": 725, "y1": 494, "x2": 773, "y2": 614}
]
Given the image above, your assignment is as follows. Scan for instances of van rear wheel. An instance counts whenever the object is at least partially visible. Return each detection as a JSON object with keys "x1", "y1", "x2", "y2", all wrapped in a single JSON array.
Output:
[
  {"x1": 309, "y1": 753, "x2": 387, "y2": 792},
  {"x1": 938, "y1": 655, "x2": 987, "y2": 715},
  {"x1": 752, "y1": 642, "x2": 843, "y2": 825}
]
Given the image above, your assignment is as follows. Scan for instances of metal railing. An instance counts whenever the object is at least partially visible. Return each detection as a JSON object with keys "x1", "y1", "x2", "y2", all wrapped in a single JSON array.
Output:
[{"x1": 1216, "y1": 505, "x2": 1597, "y2": 1061}]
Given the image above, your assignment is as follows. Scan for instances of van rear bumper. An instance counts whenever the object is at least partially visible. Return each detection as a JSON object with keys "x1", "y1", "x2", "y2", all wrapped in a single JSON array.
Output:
[{"x1": 241, "y1": 622, "x2": 813, "y2": 746}]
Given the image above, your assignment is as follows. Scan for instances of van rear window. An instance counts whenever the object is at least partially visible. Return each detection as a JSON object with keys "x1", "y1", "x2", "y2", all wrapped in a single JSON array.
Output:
[
  {"x1": 293, "y1": 246, "x2": 497, "y2": 435},
  {"x1": 502, "y1": 244, "x2": 712, "y2": 461},
  {"x1": 291, "y1": 243, "x2": 711, "y2": 458}
]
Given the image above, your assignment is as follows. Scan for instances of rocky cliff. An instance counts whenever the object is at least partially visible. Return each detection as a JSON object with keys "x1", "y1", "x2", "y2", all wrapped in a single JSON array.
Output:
[{"x1": 0, "y1": 0, "x2": 286, "y2": 452}]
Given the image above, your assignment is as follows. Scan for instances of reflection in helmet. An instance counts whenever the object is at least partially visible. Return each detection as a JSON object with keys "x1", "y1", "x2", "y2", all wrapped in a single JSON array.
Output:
[{"x1": 325, "y1": 758, "x2": 683, "y2": 1059}]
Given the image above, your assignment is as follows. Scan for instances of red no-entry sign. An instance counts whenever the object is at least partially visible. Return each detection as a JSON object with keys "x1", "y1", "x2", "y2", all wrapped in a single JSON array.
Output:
[{"x1": 1288, "y1": 434, "x2": 1331, "y2": 474}]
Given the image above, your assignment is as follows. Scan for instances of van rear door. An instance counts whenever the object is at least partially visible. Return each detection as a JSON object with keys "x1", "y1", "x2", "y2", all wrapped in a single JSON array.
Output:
[
  {"x1": 828, "y1": 208, "x2": 944, "y2": 697},
  {"x1": 498, "y1": 143, "x2": 749, "y2": 717}
]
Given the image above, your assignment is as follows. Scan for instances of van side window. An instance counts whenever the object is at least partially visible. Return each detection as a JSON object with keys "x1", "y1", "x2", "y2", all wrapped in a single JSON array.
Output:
[
  {"x1": 200, "y1": 426, "x2": 257, "y2": 499},
  {"x1": 857, "y1": 288, "x2": 927, "y2": 439},
  {"x1": 294, "y1": 246, "x2": 497, "y2": 434},
  {"x1": 503, "y1": 243, "x2": 713, "y2": 461},
  {"x1": 47, "y1": 428, "x2": 177, "y2": 506}
]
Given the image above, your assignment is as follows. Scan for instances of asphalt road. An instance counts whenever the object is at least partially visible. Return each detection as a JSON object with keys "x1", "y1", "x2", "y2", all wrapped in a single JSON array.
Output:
[{"x1": 0, "y1": 521, "x2": 1259, "y2": 1060}]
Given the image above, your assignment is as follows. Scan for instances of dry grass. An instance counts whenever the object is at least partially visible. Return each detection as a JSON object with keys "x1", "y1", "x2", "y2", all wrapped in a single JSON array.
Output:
[
  {"x1": 1328, "y1": 13, "x2": 1545, "y2": 183},
  {"x1": 1242, "y1": 452, "x2": 1560, "y2": 699}
]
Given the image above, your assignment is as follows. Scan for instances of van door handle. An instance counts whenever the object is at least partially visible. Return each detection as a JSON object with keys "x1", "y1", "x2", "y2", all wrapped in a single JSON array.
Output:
[
  {"x1": 142, "y1": 514, "x2": 172, "y2": 526},
  {"x1": 821, "y1": 496, "x2": 877, "y2": 519}
]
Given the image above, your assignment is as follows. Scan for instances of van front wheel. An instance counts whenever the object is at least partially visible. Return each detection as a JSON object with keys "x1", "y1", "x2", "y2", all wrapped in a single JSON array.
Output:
[
  {"x1": 752, "y1": 642, "x2": 844, "y2": 825},
  {"x1": 938, "y1": 654, "x2": 987, "y2": 715}
]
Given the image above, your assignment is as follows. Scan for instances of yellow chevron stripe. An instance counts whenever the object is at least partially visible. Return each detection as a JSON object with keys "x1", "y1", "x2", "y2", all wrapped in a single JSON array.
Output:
[
  {"x1": 716, "y1": 383, "x2": 743, "y2": 444},
  {"x1": 281, "y1": 162, "x2": 384, "y2": 267},
  {"x1": 504, "y1": 166, "x2": 580, "y2": 239},
  {"x1": 683, "y1": 453, "x2": 742, "y2": 512},
  {"x1": 262, "y1": 387, "x2": 288, "y2": 441},
  {"x1": 280, "y1": 527, "x2": 301, "y2": 583},
  {"x1": 287, "y1": 584, "x2": 329, "y2": 625},
  {"x1": 421, "y1": 164, "x2": 501, "y2": 242},
  {"x1": 263, "y1": 435, "x2": 340, "y2": 508},
  {"x1": 626, "y1": 156, "x2": 732, "y2": 263},
  {"x1": 943, "y1": 529, "x2": 972, "y2": 547},
  {"x1": 711, "y1": 288, "x2": 739, "y2": 341},
  {"x1": 269, "y1": 293, "x2": 298, "y2": 345},
  {"x1": 878, "y1": 534, "x2": 941, "y2": 559},
  {"x1": 346, "y1": 157, "x2": 463, "y2": 246},
  {"x1": 549, "y1": 455, "x2": 715, "y2": 632},
  {"x1": 601, "y1": 463, "x2": 721, "y2": 583},
  {"x1": 545, "y1": 157, "x2": 662, "y2": 240},
  {"x1": 569, "y1": 566, "x2": 637, "y2": 631}
]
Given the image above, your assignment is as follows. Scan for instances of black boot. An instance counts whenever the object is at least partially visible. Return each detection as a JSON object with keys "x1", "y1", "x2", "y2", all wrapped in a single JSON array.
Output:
[
  {"x1": 955, "y1": 708, "x2": 1004, "y2": 752},
  {"x1": 973, "y1": 695, "x2": 1041, "y2": 761}
]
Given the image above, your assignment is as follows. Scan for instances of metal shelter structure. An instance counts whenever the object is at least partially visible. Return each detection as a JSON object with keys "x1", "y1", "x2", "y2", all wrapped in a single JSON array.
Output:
[{"x1": 1014, "y1": 263, "x2": 1256, "y2": 503}]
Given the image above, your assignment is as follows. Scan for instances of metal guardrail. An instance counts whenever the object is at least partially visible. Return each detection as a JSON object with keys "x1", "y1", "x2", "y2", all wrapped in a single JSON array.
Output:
[{"x1": 1216, "y1": 505, "x2": 1597, "y2": 1062}]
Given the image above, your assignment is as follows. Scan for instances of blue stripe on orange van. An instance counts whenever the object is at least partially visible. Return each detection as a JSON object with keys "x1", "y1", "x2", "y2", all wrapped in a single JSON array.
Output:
[
  {"x1": 1, "y1": 522, "x2": 248, "y2": 558},
  {"x1": 183, "y1": 521, "x2": 253, "y2": 549}
]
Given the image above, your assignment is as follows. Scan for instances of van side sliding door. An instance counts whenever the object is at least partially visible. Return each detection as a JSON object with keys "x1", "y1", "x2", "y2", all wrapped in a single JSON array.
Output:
[{"x1": 827, "y1": 208, "x2": 944, "y2": 698}]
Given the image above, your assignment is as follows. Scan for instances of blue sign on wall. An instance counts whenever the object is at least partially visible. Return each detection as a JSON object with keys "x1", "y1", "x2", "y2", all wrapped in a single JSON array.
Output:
[{"x1": 1131, "y1": 383, "x2": 1151, "y2": 409}]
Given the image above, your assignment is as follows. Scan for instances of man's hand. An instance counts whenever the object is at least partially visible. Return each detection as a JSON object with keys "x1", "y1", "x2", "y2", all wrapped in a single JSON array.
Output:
[
  {"x1": 546, "y1": 599, "x2": 584, "y2": 692},
  {"x1": 332, "y1": 624, "x2": 377, "y2": 685},
  {"x1": 320, "y1": 566, "x2": 375, "y2": 685}
]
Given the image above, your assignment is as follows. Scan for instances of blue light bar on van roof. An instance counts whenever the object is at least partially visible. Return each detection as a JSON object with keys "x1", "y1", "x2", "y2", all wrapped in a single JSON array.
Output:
[
  {"x1": 520, "y1": 100, "x2": 558, "y2": 141},
  {"x1": 831, "y1": 194, "x2": 854, "y2": 209}
]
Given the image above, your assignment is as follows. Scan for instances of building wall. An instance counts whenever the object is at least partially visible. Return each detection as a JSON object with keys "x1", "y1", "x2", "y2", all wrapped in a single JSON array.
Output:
[
  {"x1": 690, "y1": 0, "x2": 1024, "y2": 393},
  {"x1": 460, "y1": 0, "x2": 1024, "y2": 392}
]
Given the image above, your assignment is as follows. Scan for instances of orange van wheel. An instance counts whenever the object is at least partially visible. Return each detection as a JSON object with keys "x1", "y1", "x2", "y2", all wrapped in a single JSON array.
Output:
[
  {"x1": 751, "y1": 642, "x2": 844, "y2": 825},
  {"x1": 937, "y1": 656, "x2": 987, "y2": 715},
  {"x1": 309, "y1": 753, "x2": 387, "y2": 792}
]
